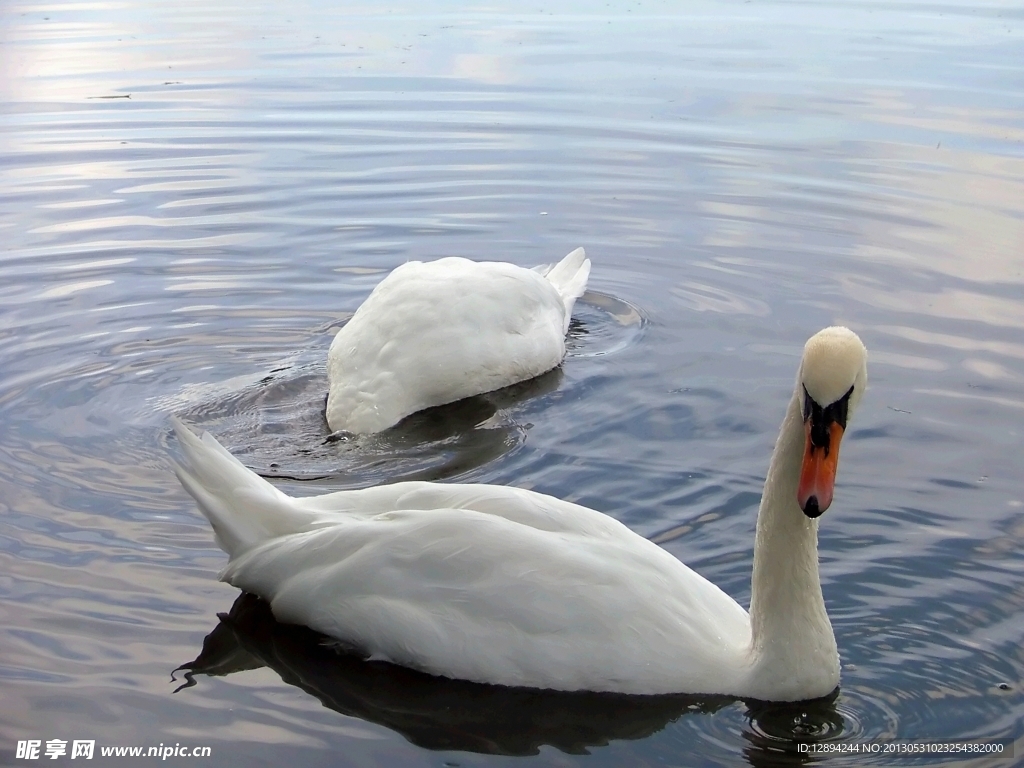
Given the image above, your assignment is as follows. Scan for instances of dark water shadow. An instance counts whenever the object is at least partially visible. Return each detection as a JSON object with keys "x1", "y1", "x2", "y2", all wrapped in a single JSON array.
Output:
[
  {"x1": 174, "y1": 366, "x2": 564, "y2": 489},
  {"x1": 169, "y1": 291, "x2": 644, "y2": 488},
  {"x1": 741, "y1": 696, "x2": 847, "y2": 767},
  {"x1": 175, "y1": 594, "x2": 844, "y2": 760},
  {"x1": 365, "y1": 365, "x2": 565, "y2": 453}
]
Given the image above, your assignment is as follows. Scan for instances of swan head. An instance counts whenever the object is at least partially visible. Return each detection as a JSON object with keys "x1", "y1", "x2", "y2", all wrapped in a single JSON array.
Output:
[{"x1": 795, "y1": 326, "x2": 868, "y2": 519}]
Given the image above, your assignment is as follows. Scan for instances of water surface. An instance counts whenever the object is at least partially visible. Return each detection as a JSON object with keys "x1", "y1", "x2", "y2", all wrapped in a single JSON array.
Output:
[{"x1": 1, "y1": 0, "x2": 1023, "y2": 765}]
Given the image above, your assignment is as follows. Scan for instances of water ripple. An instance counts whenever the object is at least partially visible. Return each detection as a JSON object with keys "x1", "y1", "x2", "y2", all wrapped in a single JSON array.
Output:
[{"x1": 1, "y1": 0, "x2": 1023, "y2": 764}]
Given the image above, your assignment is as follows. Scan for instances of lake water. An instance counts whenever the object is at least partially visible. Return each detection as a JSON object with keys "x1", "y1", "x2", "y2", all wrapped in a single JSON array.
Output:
[{"x1": 2, "y1": 0, "x2": 1022, "y2": 765}]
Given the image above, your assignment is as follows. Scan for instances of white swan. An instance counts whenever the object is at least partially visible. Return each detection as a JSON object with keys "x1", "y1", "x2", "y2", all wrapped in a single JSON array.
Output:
[
  {"x1": 172, "y1": 326, "x2": 867, "y2": 701},
  {"x1": 326, "y1": 248, "x2": 590, "y2": 434}
]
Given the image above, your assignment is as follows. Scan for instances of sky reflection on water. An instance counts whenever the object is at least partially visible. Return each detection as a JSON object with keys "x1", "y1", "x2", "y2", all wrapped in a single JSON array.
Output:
[{"x1": 1, "y1": 1, "x2": 1022, "y2": 766}]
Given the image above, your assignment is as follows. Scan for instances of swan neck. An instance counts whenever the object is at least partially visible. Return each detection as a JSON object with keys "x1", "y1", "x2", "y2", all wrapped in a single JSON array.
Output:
[{"x1": 746, "y1": 391, "x2": 838, "y2": 699}]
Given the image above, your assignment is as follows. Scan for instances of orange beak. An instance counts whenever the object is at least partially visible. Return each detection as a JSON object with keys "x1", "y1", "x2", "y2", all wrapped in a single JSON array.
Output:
[{"x1": 797, "y1": 421, "x2": 845, "y2": 518}]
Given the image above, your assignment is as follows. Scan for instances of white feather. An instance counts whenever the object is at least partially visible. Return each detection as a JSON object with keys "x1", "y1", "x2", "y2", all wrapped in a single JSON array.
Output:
[{"x1": 326, "y1": 248, "x2": 590, "y2": 433}]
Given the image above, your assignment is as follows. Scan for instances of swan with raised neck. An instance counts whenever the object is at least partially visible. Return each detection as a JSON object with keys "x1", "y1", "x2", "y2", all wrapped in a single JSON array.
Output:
[
  {"x1": 172, "y1": 326, "x2": 868, "y2": 701},
  {"x1": 745, "y1": 325, "x2": 867, "y2": 699}
]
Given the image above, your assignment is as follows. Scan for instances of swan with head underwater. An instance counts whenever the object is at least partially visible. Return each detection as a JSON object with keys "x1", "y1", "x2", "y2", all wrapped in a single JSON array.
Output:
[
  {"x1": 172, "y1": 326, "x2": 867, "y2": 702},
  {"x1": 325, "y1": 247, "x2": 590, "y2": 434}
]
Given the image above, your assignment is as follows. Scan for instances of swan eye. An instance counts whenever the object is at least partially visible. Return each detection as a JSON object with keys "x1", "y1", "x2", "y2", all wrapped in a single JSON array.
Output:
[
  {"x1": 802, "y1": 384, "x2": 855, "y2": 452},
  {"x1": 830, "y1": 385, "x2": 854, "y2": 430}
]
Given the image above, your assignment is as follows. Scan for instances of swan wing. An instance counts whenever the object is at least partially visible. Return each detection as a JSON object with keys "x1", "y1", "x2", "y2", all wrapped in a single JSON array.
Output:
[
  {"x1": 326, "y1": 257, "x2": 572, "y2": 433},
  {"x1": 221, "y1": 502, "x2": 751, "y2": 695},
  {"x1": 294, "y1": 480, "x2": 636, "y2": 538}
]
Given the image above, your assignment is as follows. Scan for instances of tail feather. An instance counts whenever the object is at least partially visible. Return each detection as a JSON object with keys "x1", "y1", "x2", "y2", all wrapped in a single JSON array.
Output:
[
  {"x1": 541, "y1": 247, "x2": 591, "y2": 332},
  {"x1": 171, "y1": 416, "x2": 312, "y2": 558}
]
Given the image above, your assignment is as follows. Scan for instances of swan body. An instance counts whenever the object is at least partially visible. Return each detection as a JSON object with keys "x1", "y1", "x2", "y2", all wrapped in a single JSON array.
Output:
[
  {"x1": 173, "y1": 326, "x2": 867, "y2": 701},
  {"x1": 326, "y1": 248, "x2": 590, "y2": 434}
]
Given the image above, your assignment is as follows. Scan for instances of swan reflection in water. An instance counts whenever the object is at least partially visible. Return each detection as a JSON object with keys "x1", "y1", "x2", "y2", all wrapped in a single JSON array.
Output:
[{"x1": 176, "y1": 593, "x2": 844, "y2": 761}]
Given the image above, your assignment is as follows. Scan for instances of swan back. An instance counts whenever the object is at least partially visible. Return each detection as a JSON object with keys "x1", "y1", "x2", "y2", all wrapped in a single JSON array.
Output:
[
  {"x1": 219, "y1": 490, "x2": 752, "y2": 695},
  {"x1": 172, "y1": 418, "x2": 752, "y2": 694},
  {"x1": 326, "y1": 250, "x2": 590, "y2": 433}
]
